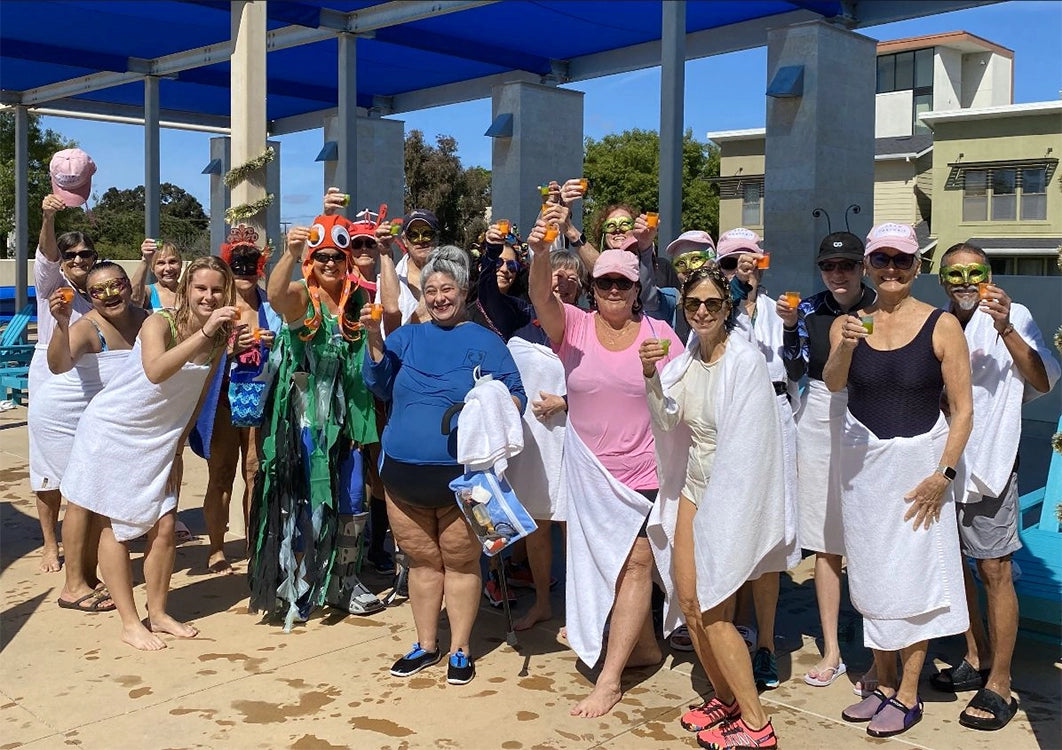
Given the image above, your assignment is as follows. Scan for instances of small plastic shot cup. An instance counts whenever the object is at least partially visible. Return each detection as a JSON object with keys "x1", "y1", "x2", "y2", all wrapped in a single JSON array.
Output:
[
  {"x1": 390, "y1": 218, "x2": 403, "y2": 235},
  {"x1": 978, "y1": 282, "x2": 991, "y2": 300},
  {"x1": 543, "y1": 225, "x2": 559, "y2": 243},
  {"x1": 496, "y1": 219, "x2": 511, "y2": 236},
  {"x1": 861, "y1": 315, "x2": 874, "y2": 334},
  {"x1": 784, "y1": 291, "x2": 801, "y2": 309},
  {"x1": 339, "y1": 193, "x2": 351, "y2": 206},
  {"x1": 659, "y1": 338, "x2": 671, "y2": 356},
  {"x1": 251, "y1": 327, "x2": 263, "y2": 342},
  {"x1": 538, "y1": 185, "x2": 550, "y2": 197},
  {"x1": 756, "y1": 253, "x2": 771, "y2": 270},
  {"x1": 58, "y1": 287, "x2": 75, "y2": 304},
  {"x1": 308, "y1": 226, "x2": 321, "y2": 243},
  {"x1": 646, "y1": 212, "x2": 659, "y2": 228},
  {"x1": 578, "y1": 178, "x2": 588, "y2": 194},
  {"x1": 370, "y1": 303, "x2": 383, "y2": 322}
]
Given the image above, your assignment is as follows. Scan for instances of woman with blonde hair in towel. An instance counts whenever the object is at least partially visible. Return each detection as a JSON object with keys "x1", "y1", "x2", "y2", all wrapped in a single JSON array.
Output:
[
  {"x1": 62, "y1": 256, "x2": 238, "y2": 650},
  {"x1": 643, "y1": 263, "x2": 786, "y2": 750},
  {"x1": 824, "y1": 222, "x2": 972, "y2": 737},
  {"x1": 131, "y1": 239, "x2": 183, "y2": 310},
  {"x1": 528, "y1": 213, "x2": 682, "y2": 719},
  {"x1": 36, "y1": 262, "x2": 149, "y2": 612}
]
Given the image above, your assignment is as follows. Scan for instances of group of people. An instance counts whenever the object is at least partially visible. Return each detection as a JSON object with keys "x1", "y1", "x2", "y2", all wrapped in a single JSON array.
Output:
[{"x1": 24, "y1": 174, "x2": 1058, "y2": 747}]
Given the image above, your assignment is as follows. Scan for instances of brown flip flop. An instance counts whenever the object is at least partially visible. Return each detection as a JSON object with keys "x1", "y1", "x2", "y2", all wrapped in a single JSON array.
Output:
[{"x1": 58, "y1": 589, "x2": 116, "y2": 613}]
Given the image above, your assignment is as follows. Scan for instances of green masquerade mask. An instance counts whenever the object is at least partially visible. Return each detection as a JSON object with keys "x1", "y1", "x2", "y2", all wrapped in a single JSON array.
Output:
[{"x1": 939, "y1": 262, "x2": 990, "y2": 286}]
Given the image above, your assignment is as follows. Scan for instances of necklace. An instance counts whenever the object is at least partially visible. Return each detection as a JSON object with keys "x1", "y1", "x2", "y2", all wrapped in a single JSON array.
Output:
[{"x1": 595, "y1": 314, "x2": 636, "y2": 347}]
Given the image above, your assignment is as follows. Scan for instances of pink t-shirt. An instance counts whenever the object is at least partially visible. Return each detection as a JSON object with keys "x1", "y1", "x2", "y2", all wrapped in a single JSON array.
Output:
[{"x1": 555, "y1": 304, "x2": 683, "y2": 490}]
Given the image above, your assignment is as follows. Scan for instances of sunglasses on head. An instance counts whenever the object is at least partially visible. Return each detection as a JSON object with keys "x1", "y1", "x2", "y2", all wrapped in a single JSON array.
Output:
[
  {"x1": 406, "y1": 228, "x2": 436, "y2": 244},
  {"x1": 602, "y1": 218, "x2": 634, "y2": 234},
  {"x1": 87, "y1": 278, "x2": 128, "y2": 299},
  {"x1": 718, "y1": 256, "x2": 739, "y2": 271},
  {"x1": 311, "y1": 251, "x2": 346, "y2": 265},
  {"x1": 350, "y1": 237, "x2": 378, "y2": 251},
  {"x1": 495, "y1": 259, "x2": 521, "y2": 274},
  {"x1": 818, "y1": 259, "x2": 859, "y2": 273},
  {"x1": 592, "y1": 276, "x2": 635, "y2": 292},
  {"x1": 62, "y1": 249, "x2": 97, "y2": 261},
  {"x1": 867, "y1": 251, "x2": 916, "y2": 271},
  {"x1": 682, "y1": 296, "x2": 728, "y2": 314},
  {"x1": 672, "y1": 251, "x2": 711, "y2": 274},
  {"x1": 939, "y1": 262, "x2": 990, "y2": 286}
]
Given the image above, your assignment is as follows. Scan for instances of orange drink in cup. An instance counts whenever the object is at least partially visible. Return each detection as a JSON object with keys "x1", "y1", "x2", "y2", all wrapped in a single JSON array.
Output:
[
  {"x1": 371, "y1": 303, "x2": 383, "y2": 322},
  {"x1": 978, "y1": 282, "x2": 991, "y2": 300},
  {"x1": 496, "y1": 219, "x2": 511, "y2": 236},
  {"x1": 58, "y1": 287, "x2": 75, "y2": 304},
  {"x1": 308, "y1": 226, "x2": 321, "y2": 243},
  {"x1": 578, "y1": 178, "x2": 588, "y2": 194},
  {"x1": 646, "y1": 212, "x2": 659, "y2": 228},
  {"x1": 784, "y1": 291, "x2": 800, "y2": 309},
  {"x1": 543, "y1": 225, "x2": 559, "y2": 243},
  {"x1": 756, "y1": 253, "x2": 771, "y2": 270}
]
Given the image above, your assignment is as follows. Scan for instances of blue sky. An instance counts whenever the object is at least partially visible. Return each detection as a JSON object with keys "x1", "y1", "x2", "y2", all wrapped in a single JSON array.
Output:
[{"x1": 40, "y1": 1, "x2": 1062, "y2": 229}]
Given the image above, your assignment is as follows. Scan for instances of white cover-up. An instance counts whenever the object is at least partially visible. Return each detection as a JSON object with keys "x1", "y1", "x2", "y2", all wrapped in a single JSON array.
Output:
[
  {"x1": 795, "y1": 380, "x2": 847, "y2": 554},
  {"x1": 959, "y1": 304, "x2": 1060, "y2": 501},
  {"x1": 563, "y1": 425, "x2": 663, "y2": 666},
  {"x1": 504, "y1": 337, "x2": 567, "y2": 521},
  {"x1": 647, "y1": 334, "x2": 787, "y2": 629},
  {"x1": 62, "y1": 339, "x2": 211, "y2": 542},
  {"x1": 28, "y1": 350, "x2": 130, "y2": 491},
  {"x1": 839, "y1": 411, "x2": 969, "y2": 650},
  {"x1": 455, "y1": 369, "x2": 524, "y2": 476}
]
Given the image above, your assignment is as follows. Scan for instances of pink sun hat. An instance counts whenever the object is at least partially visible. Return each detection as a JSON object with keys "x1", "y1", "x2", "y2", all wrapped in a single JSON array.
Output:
[{"x1": 49, "y1": 148, "x2": 96, "y2": 207}]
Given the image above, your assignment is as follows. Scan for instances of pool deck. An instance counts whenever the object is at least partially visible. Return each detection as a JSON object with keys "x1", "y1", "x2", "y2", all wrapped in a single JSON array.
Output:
[{"x1": 0, "y1": 403, "x2": 1058, "y2": 750}]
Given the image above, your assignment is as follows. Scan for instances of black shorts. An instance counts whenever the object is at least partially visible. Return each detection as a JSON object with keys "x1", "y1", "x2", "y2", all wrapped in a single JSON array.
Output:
[
  {"x1": 380, "y1": 456, "x2": 462, "y2": 509},
  {"x1": 636, "y1": 489, "x2": 659, "y2": 538}
]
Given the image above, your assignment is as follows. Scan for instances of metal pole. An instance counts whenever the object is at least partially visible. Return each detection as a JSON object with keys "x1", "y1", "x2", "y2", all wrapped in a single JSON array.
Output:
[
  {"x1": 14, "y1": 105, "x2": 29, "y2": 312},
  {"x1": 659, "y1": 0, "x2": 686, "y2": 246},
  {"x1": 144, "y1": 76, "x2": 161, "y2": 242},
  {"x1": 337, "y1": 34, "x2": 358, "y2": 211}
]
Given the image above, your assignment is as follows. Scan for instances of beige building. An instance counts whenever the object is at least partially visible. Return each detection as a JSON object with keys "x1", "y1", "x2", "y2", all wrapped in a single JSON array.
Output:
[{"x1": 707, "y1": 31, "x2": 1060, "y2": 275}]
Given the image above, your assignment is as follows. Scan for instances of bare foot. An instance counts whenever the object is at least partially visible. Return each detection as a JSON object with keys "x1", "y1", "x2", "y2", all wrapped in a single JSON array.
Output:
[
  {"x1": 207, "y1": 550, "x2": 233, "y2": 575},
  {"x1": 514, "y1": 603, "x2": 552, "y2": 631},
  {"x1": 570, "y1": 682, "x2": 623, "y2": 718},
  {"x1": 626, "y1": 643, "x2": 663, "y2": 669},
  {"x1": 122, "y1": 622, "x2": 167, "y2": 651},
  {"x1": 149, "y1": 613, "x2": 199, "y2": 639},
  {"x1": 40, "y1": 545, "x2": 62, "y2": 573}
]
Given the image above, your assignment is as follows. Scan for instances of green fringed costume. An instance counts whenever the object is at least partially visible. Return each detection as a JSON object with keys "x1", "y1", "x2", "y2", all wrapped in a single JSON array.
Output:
[{"x1": 248, "y1": 290, "x2": 377, "y2": 629}]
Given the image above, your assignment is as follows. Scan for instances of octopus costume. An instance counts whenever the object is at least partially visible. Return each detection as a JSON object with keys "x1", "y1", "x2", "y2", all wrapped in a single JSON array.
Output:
[{"x1": 248, "y1": 212, "x2": 381, "y2": 630}]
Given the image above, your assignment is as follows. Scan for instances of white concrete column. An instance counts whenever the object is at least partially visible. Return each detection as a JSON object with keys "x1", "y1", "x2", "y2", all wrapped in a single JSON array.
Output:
[
  {"x1": 230, "y1": 1, "x2": 268, "y2": 235},
  {"x1": 14, "y1": 106, "x2": 29, "y2": 311},
  {"x1": 659, "y1": 0, "x2": 686, "y2": 246},
  {"x1": 208, "y1": 137, "x2": 231, "y2": 254},
  {"x1": 764, "y1": 21, "x2": 876, "y2": 296},
  {"x1": 336, "y1": 34, "x2": 358, "y2": 213},
  {"x1": 490, "y1": 81, "x2": 584, "y2": 238},
  {"x1": 144, "y1": 76, "x2": 161, "y2": 242}
]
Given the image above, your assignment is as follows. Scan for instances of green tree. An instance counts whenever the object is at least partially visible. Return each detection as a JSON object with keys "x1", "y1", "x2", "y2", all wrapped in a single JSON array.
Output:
[
  {"x1": 0, "y1": 112, "x2": 76, "y2": 257},
  {"x1": 582, "y1": 128, "x2": 720, "y2": 243},
  {"x1": 404, "y1": 130, "x2": 490, "y2": 249}
]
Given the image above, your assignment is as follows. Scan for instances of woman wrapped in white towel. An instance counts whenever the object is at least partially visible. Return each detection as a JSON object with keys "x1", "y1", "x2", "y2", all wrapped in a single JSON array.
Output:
[{"x1": 62, "y1": 256, "x2": 238, "y2": 651}]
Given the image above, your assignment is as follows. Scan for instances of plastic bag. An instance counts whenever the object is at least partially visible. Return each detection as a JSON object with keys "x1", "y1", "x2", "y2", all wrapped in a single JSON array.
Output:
[{"x1": 450, "y1": 470, "x2": 537, "y2": 556}]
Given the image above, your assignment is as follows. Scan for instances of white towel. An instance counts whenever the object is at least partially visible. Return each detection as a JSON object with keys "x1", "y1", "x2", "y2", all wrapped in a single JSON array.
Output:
[
  {"x1": 456, "y1": 368, "x2": 524, "y2": 477},
  {"x1": 648, "y1": 334, "x2": 787, "y2": 620},
  {"x1": 839, "y1": 412, "x2": 966, "y2": 622},
  {"x1": 505, "y1": 338, "x2": 567, "y2": 521},
  {"x1": 794, "y1": 380, "x2": 847, "y2": 554},
  {"x1": 733, "y1": 294, "x2": 799, "y2": 407},
  {"x1": 960, "y1": 304, "x2": 1061, "y2": 500},
  {"x1": 564, "y1": 425, "x2": 658, "y2": 666},
  {"x1": 62, "y1": 339, "x2": 211, "y2": 542}
]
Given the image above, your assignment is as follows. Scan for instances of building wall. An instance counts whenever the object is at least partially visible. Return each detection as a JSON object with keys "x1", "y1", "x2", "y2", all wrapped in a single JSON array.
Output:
[
  {"x1": 931, "y1": 113, "x2": 1061, "y2": 253},
  {"x1": 876, "y1": 90, "x2": 914, "y2": 138},
  {"x1": 873, "y1": 160, "x2": 919, "y2": 224},
  {"x1": 962, "y1": 52, "x2": 1012, "y2": 108},
  {"x1": 716, "y1": 143, "x2": 765, "y2": 233},
  {"x1": 933, "y1": 47, "x2": 963, "y2": 111}
]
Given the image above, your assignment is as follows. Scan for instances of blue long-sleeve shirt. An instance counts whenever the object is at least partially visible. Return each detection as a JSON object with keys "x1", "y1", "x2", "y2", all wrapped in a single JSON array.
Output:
[{"x1": 363, "y1": 321, "x2": 527, "y2": 465}]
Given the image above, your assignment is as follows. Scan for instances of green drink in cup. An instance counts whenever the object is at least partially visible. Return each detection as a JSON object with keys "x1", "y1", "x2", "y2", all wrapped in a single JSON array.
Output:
[
  {"x1": 861, "y1": 315, "x2": 874, "y2": 334},
  {"x1": 659, "y1": 338, "x2": 671, "y2": 355}
]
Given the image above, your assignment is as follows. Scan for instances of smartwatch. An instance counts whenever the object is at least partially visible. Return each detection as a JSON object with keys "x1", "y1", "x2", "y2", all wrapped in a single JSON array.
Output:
[
  {"x1": 569, "y1": 232, "x2": 586, "y2": 248},
  {"x1": 936, "y1": 464, "x2": 957, "y2": 482}
]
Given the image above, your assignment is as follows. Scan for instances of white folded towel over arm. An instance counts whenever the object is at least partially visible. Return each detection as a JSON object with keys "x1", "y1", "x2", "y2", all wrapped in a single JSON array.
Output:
[{"x1": 456, "y1": 366, "x2": 525, "y2": 476}]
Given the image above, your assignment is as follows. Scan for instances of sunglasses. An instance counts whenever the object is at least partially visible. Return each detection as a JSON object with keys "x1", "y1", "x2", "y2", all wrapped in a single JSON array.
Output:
[
  {"x1": 495, "y1": 259, "x2": 521, "y2": 274},
  {"x1": 87, "y1": 278, "x2": 128, "y2": 299},
  {"x1": 672, "y1": 251, "x2": 712, "y2": 274},
  {"x1": 62, "y1": 249, "x2": 98, "y2": 261},
  {"x1": 350, "y1": 237, "x2": 378, "y2": 251},
  {"x1": 311, "y1": 251, "x2": 346, "y2": 265},
  {"x1": 682, "y1": 297, "x2": 728, "y2": 314},
  {"x1": 939, "y1": 262, "x2": 991, "y2": 286},
  {"x1": 602, "y1": 218, "x2": 634, "y2": 234},
  {"x1": 592, "y1": 276, "x2": 635, "y2": 292},
  {"x1": 718, "y1": 256, "x2": 739, "y2": 271},
  {"x1": 867, "y1": 251, "x2": 916, "y2": 271},
  {"x1": 406, "y1": 229, "x2": 436, "y2": 244},
  {"x1": 818, "y1": 259, "x2": 859, "y2": 273}
]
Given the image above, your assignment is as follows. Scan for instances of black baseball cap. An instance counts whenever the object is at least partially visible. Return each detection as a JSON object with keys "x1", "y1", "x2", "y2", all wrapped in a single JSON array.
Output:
[
  {"x1": 402, "y1": 208, "x2": 439, "y2": 233},
  {"x1": 817, "y1": 232, "x2": 864, "y2": 263}
]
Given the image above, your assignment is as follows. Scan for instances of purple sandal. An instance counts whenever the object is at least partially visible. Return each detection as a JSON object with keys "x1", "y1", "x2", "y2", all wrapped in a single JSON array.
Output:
[
  {"x1": 867, "y1": 696, "x2": 923, "y2": 737},
  {"x1": 841, "y1": 689, "x2": 889, "y2": 722}
]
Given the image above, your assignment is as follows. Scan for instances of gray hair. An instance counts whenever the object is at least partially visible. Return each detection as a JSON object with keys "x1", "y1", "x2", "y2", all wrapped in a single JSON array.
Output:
[
  {"x1": 421, "y1": 245, "x2": 470, "y2": 290},
  {"x1": 550, "y1": 250, "x2": 588, "y2": 288}
]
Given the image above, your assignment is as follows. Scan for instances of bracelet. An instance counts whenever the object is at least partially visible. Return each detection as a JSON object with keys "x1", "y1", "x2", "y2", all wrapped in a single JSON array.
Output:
[
  {"x1": 201, "y1": 327, "x2": 214, "y2": 340},
  {"x1": 998, "y1": 324, "x2": 1015, "y2": 338}
]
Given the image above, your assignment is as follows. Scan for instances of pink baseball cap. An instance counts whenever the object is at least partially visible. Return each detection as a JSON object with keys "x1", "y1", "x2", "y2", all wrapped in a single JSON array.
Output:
[
  {"x1": 665, "y1": 230, "x2": 716, "y2": 259},
  {"x1": 865, "y1": 222, "x2": 919, "y2": 255},
  {"x1": 50, "y1": 148, "x2": 96, "y2": 207},
  {"x1": 716, "y1": 227, "x2": 763, "y2": 257},
  {"x1": 592, "y1": 249, "x2": 639, "y2": 281}
]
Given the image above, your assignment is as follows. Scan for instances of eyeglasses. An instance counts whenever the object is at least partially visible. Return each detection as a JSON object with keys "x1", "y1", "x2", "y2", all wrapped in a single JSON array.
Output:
[
  {"x1": 602, "y1": 218, "x2": 634, "y2": 234},
  {"x1": 496, "y1": 259, "x2": 521, "y2": 274},
  {"x1": 350, "y1": 237, "x2": 378, "y2": 251},
  {"x1": 62, "y1": 249, "x2": 97, "y2": 261},
  {"x1": 672, "y1": 251, "x2": 712, "y2": 274},
  {"x1": 867, "y1": 251, "x2": 916, "y2": 271},
  {"x1": 818, "y1": 259, "x2": 859, "y2": 273},
  {"x1": 939, "y1": 262, "x2": 990, "y2": 286},
  {"x1": 592, "y1": 276, "x2": 635, "y2": 292},
  {"x1": 406, "y1": 228, "x2": 436, "y2": 244},
  {"x1": 87, "y1": 278, "x2": 128, "y2": 299},
  {"x1": 311, "y1": 251, "x2": 346, "y2": 265},
  {"x1": 718, "y1": 256, "x2": 739, "y2": 272},
  {"x1": 682, "y1": 297, "x2": 728, "y2": 314}
]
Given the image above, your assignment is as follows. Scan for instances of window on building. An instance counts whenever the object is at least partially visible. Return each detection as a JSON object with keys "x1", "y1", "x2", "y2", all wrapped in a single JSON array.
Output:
[
  {"x1": 963, "y1": 170, "x2": 988, "y2": 222},
  {"x1": 1021, "y1": 167, "x2": 1047, "y2": 220},
  {"x1": 991, "y1": 169, "x2": 1017, "y2": 221},
  {"x1": 877, "y1": 48, "x2": 935, "y2": 94},
  {"x1": 742, "y1": 183, "x2": 762, "y2": 226},
  {"x1": 960, "y1": 165, "x2": 1051, "y2": 222},
  {"x1": 989, "y1": 255, "x2": 1061, "y2": 277},
  {"x1": 914, "y1": 48, "x2": 934, "y2": 88},
  {"x1": 876, "y1": 56, "x2": 895, "y2": 93},
  {"x1": 913, "y1": 93, "x2": 933, "y2": 134}
]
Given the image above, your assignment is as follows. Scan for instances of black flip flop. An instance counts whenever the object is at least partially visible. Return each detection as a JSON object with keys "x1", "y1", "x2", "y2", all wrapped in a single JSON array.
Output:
[
  {"x1": 959, "y1": 687, "x2": 1018, "y2": 731},
  {"x1": 57, "y1": 590, "x2": 115, "y2": 613},
  {"x1": 930, "y1": 658, "x2": 989, "y2": 692}
]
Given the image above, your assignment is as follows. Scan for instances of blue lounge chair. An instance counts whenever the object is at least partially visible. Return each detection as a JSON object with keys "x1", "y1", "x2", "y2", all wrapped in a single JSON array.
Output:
[{"x1": 0, "y1": 303, "x2": 35, "y2": 367}]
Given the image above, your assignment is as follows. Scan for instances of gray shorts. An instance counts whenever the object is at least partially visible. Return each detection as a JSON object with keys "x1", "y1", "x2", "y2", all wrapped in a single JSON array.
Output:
[{"x1": 957, "y1": 472, "x2": 1022, "y2": 560}]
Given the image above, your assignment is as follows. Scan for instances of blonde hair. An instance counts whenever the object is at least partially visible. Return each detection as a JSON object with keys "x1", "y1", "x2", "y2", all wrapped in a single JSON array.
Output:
[{"x1": 172, "y1": 256, "x2": 236, "y2": 346}]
